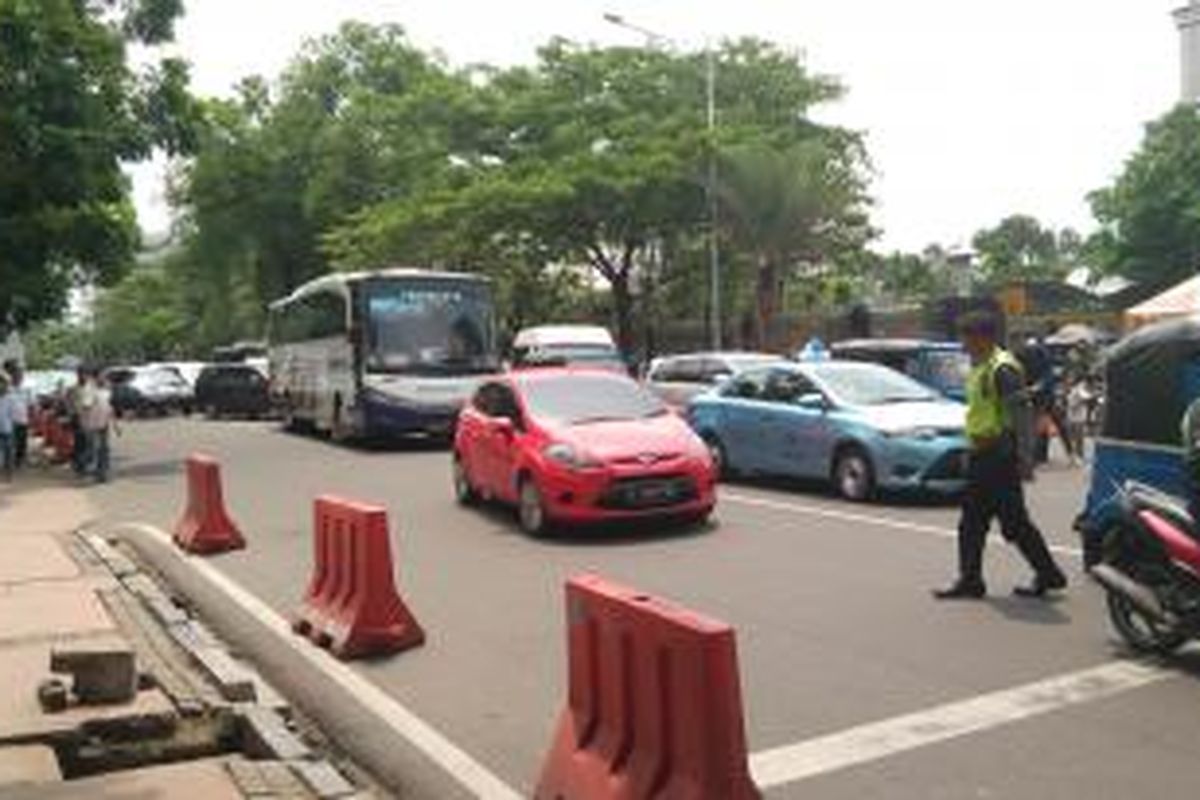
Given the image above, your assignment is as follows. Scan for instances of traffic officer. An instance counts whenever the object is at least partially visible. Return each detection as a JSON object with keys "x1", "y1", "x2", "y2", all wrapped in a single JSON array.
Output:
[{"x1": 934, "y1": 312, "x2": 1068, "y2": 600}]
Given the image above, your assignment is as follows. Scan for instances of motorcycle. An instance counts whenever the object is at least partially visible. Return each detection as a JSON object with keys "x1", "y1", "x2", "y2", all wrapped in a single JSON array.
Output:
[{"x1": 1090, "y1": 480, "x2": 1200, "y2": 654}]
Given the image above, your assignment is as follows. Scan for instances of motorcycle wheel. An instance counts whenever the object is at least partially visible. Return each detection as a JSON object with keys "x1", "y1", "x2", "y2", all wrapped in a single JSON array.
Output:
[{"x1": 1106, "y1": 590, "x2": 1187, "y2": 655}]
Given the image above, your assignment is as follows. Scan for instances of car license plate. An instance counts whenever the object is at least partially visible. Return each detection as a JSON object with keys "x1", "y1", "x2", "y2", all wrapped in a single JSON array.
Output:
[{"x1": 634, "y1": 483, "x2": 670, "y2": 502}]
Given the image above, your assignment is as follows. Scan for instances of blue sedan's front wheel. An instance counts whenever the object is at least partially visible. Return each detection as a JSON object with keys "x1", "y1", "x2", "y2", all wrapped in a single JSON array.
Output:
[{"x1": 834, "y1": 446, "x2": 875, "y2": 502}]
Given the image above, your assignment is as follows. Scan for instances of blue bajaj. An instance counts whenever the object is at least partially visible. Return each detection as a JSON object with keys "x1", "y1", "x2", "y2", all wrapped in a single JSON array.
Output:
[{"x1": 1077, "y1": 317, "x2": 1200, "y2": 566}]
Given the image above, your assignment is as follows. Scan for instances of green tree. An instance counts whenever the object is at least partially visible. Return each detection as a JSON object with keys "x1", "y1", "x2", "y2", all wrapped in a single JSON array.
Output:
[
  {"x1": 23, "y1": 320, "x2": 90, "y2": 369},
  {"x1": 0, "y1": 0, "x2": 198, "y2": 328},
  {"x1": 1088, "y1": 104, "x2": 1200, "y2": 289},
  {"x1": 717, "y1": 139, "x2": 871, "y2": 347},
  {"x1": 173, "y1": 21, "x2": 486, "y2": 335},
  {"x1": 876, "y1": 251, "x2": 937, "y2": 300},
  {"x1": 331, "y1": 37, "x2": 863, "y2": 353},
  {"x1": 971, "y1": 214, "x2": 1074, "y2": 285},
  {"x1": 90, "y1": 264, "x2": 191, "y2": 361}
]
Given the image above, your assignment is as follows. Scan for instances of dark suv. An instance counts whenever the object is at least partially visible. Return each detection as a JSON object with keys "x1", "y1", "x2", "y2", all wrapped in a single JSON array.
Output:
[{"x1": 194, "y1": 364, "x2": 272, "y2": 419}]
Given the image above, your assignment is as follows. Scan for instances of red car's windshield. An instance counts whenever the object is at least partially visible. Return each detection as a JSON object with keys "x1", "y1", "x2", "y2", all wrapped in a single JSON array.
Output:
[{"x1": 520, "y1": 374, "x2": 666, "y2": 425}]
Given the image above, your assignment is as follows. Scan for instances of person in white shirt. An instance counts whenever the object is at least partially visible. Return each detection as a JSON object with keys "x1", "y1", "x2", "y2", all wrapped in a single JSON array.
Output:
[
  {"x1": 81, "y1": 373, "x2": 117, "y2": 483},
  {"x1": 3, "y1": 361, "x2": 30, "y2": 469}
]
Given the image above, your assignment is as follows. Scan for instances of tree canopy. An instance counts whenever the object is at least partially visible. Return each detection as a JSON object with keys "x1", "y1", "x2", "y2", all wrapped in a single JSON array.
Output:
[
  {"x1": 22, "y1": 20, "x2": 876, "y2": 360},
  {"x1": 971, "y1": 214, "x2": 1078, "y2": 286},
  {"x1": 0, "y1": 0, "x2": 198, "y2": 328},
  {"x1": 325, "y1": 36, "x2": 869, "y2": 352},
  {"x1": 1088, "y1": 104, "x2": 1200, "y2": 290}
]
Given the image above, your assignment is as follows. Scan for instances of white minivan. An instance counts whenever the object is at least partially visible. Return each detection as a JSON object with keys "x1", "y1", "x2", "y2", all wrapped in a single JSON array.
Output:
[{"x1": 510, "y1": 325, "x2": 625, "y2": 371}]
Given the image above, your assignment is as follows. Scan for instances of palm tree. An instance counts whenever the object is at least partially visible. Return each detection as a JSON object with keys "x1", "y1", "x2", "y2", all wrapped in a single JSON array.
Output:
[{"x1": 717, "y1": 139, "x2": 870, "y2": 348}]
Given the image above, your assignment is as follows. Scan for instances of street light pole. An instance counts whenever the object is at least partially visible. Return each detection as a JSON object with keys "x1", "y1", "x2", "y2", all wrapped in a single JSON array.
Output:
[
  {"x1": 705, "y1": 43, "x2": 720, "y2": 350},
  {"x1": 604, "y1": 13, "x2": 721, "y2": 350}
]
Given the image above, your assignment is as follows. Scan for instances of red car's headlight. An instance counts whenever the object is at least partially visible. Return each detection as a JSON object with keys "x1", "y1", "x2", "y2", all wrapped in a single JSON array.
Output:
[{"x1": 543, "y1": 443, "x2": 602, "y2": 470}]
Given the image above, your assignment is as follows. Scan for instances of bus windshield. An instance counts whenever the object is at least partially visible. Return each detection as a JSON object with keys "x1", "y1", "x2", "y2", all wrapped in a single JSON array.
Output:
[{"x1": 363, "y1": 279, "x2": 496, "y2": 375}]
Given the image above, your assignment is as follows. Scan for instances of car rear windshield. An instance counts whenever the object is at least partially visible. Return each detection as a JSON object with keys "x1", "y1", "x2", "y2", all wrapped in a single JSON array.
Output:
[
  {"x1": 808, "y1": 362, "x2": 938, "y2": 406},
  {"x1": 520, "y1": 374, "x2": 665, "y2": 424}
]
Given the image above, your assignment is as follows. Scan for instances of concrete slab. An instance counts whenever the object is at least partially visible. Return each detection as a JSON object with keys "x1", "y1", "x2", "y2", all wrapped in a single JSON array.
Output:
[
  {"x1": 0, "y1": 538, "x2": 79, "y2": 585},
  {"x1": 0, "y1": 639, "x2": 173, "y2": 743},
  {"x1": 0, "y1": 488, "x2": 94, "y2": 537},
  {"x1": 0, "y1": 758, "x2": 247, "y2": 799},
  {"x1": 0, "y1": 746, "x2": 61, "y2": 786},
  {"x1": 0, "y1": 581, "x2": 114, "y2": 645}
]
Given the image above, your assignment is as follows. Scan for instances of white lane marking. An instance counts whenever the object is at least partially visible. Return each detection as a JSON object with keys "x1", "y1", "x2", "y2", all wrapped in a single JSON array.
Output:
[
  {"x1": 124, "y1": 523, "x2": 522, "y2": 800},
  {"x1": 750, "y1": 659, "x2": 1168, "y2": 789},
  {"x1": 723, "y1": 491, "x2": 1084, "y2": 560}
]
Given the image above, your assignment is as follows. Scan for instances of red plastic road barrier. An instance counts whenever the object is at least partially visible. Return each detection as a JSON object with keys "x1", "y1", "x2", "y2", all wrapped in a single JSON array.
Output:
[
  {"x1": 46, "y1": 416, "x2": 72, "y2": 463},
  {"x1": 535, "y1": 574, "x2": 760, "y2": 800},
  {"x1": 293, "y1": 496, "x2": 424, "y2": 659},
  {"x1": 173, "y1": 454, "x2": 245, "y2": 554}
]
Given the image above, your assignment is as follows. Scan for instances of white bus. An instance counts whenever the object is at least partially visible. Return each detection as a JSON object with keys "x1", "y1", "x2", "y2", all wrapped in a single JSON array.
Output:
[{"x1": 267, "y1": 268, "x2": 498, "y2": 440}]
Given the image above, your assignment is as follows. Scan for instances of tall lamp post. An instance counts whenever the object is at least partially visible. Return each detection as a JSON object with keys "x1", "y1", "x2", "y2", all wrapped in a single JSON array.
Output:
[{"x1": 603, "y1": 13, "x2": 721, "y2": 350}]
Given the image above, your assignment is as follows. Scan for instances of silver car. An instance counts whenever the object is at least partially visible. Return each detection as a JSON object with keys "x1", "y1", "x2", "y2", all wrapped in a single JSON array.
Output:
[{"x1": 645, "y1": 352, "x2": 785, "y2": 408}]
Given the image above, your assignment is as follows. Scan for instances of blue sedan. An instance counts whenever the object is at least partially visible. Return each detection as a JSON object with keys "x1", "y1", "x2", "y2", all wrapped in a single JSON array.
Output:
[{"x1": 687, "y1": 360, "x2": 968, "y2": 501}]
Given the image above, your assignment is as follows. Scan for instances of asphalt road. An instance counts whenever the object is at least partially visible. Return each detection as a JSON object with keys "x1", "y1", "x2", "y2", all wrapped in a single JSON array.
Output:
[{"x1": 84, "y1": 417, "x2": 1200, "y2": 798}]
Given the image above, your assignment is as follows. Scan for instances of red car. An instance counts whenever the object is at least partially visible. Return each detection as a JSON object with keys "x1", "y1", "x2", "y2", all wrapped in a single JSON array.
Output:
[{"x1": 453, "y1": 368, "x2": 717, "y2": 535}]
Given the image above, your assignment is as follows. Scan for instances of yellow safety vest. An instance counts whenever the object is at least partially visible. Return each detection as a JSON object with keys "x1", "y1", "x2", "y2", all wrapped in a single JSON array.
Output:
[{"x1": 965, "y1": 347, "x2": 1023, "y2": 442}]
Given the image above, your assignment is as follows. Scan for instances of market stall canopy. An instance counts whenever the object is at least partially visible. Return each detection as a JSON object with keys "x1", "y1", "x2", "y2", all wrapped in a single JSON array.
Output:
[{"x1": 1125, "y1": 274, "x2": 1200, "y2": 329}]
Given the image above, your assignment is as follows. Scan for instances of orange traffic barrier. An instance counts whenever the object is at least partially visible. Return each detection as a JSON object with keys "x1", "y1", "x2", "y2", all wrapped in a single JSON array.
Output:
[
  {"x1": 293, "y1": 496, "x2": 424, "y2": 659},
  {"x1": 173, "y1": 454, "x2": 245, "y2": 554},
  {"x1": 535, "y1": 574, "x2": 760, "y2": 800},
  {"x1": 46, "y1": 416, "x2": 73, "y2": 463}
]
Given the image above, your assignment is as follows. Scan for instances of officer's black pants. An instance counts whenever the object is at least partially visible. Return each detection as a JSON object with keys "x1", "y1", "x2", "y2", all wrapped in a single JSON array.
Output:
[{"x1": 957, "y1": 444, "x2": 1064, "y2": 587}]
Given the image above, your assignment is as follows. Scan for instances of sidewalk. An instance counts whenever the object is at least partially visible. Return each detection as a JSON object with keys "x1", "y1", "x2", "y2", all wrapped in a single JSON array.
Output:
[{"x1": 0, "y1": 477, "x2": 370, "y2": 798}]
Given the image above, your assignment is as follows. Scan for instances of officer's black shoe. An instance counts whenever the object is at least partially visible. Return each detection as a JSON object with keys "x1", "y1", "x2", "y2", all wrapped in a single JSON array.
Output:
[
  {"x1": 932, "y1": 581, "x2": 987, "y2": 600},
  {"x1": 1013, "y1": 573, "x2": 1068, "y2": 598}
]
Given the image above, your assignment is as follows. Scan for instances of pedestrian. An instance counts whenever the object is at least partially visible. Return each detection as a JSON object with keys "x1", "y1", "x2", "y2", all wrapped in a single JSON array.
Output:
[
  {"x1": 0, "y1": 374, "x2": 15, "y2": 482},
  {"x1": 1017, "y1": 336, "x2": 1074, "y2": 464},
  {"x1": 3, "y1": 361, "x2": 30, "y2": 470},
  {"x1": 81, "y1": 373, "x2": 117, "y2": 483},
  {"x1": 1066, "y1": 376, "x2": 1094, "y2": 467},
  {"x1": 68, "y1": 367, "x2": 92, "y2": 476},
  {"x1": 934, "y1": 312, "x2": 1068, "y2": 600}
]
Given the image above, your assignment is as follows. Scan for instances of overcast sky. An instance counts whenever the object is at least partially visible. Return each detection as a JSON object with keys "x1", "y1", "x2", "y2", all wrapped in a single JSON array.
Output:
[{"x1": 130, "y1": 0, "x2": 1185, "y2": 253}]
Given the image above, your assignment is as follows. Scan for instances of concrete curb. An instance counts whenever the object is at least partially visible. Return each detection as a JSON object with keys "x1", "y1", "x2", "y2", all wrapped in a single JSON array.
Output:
[{"x1": 108, "y1": 522, "x2": 520, "y2": 800}]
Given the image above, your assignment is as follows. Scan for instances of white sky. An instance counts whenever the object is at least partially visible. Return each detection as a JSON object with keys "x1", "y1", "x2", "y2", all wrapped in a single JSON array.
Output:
[{"x1": 130, "y1": 0, "x2": 1185, "y2": 252}]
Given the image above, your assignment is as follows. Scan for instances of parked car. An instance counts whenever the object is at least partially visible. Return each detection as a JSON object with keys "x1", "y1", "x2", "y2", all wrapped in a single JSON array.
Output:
[
  {"x1": 687, "y1": 360, "x2": 968, "y2": 501},
  {"x1": 149, "y1": 361, "x2": 207, "y2": 390},
  {"x1": 194, "y1": 364, "x2": 273, "y2": 419},
  {"x1": 510, "y1": 325, "x2": 625, "y2": 371},
  {"x1": 827, "y1": 339, "x2": 970, "y2": 401},
  {"x1": 23, "y1": 369, "x2": 75, "y2": 404},
  {"x1": 107, "y1": 366, "x2": 194, "y2": 417},
  {"x1": 453, "y1": 368, "x2": 716, "y2": 535},
  {"x1": 645, "y1": 352, "x2": 785, "y2": 408}
]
